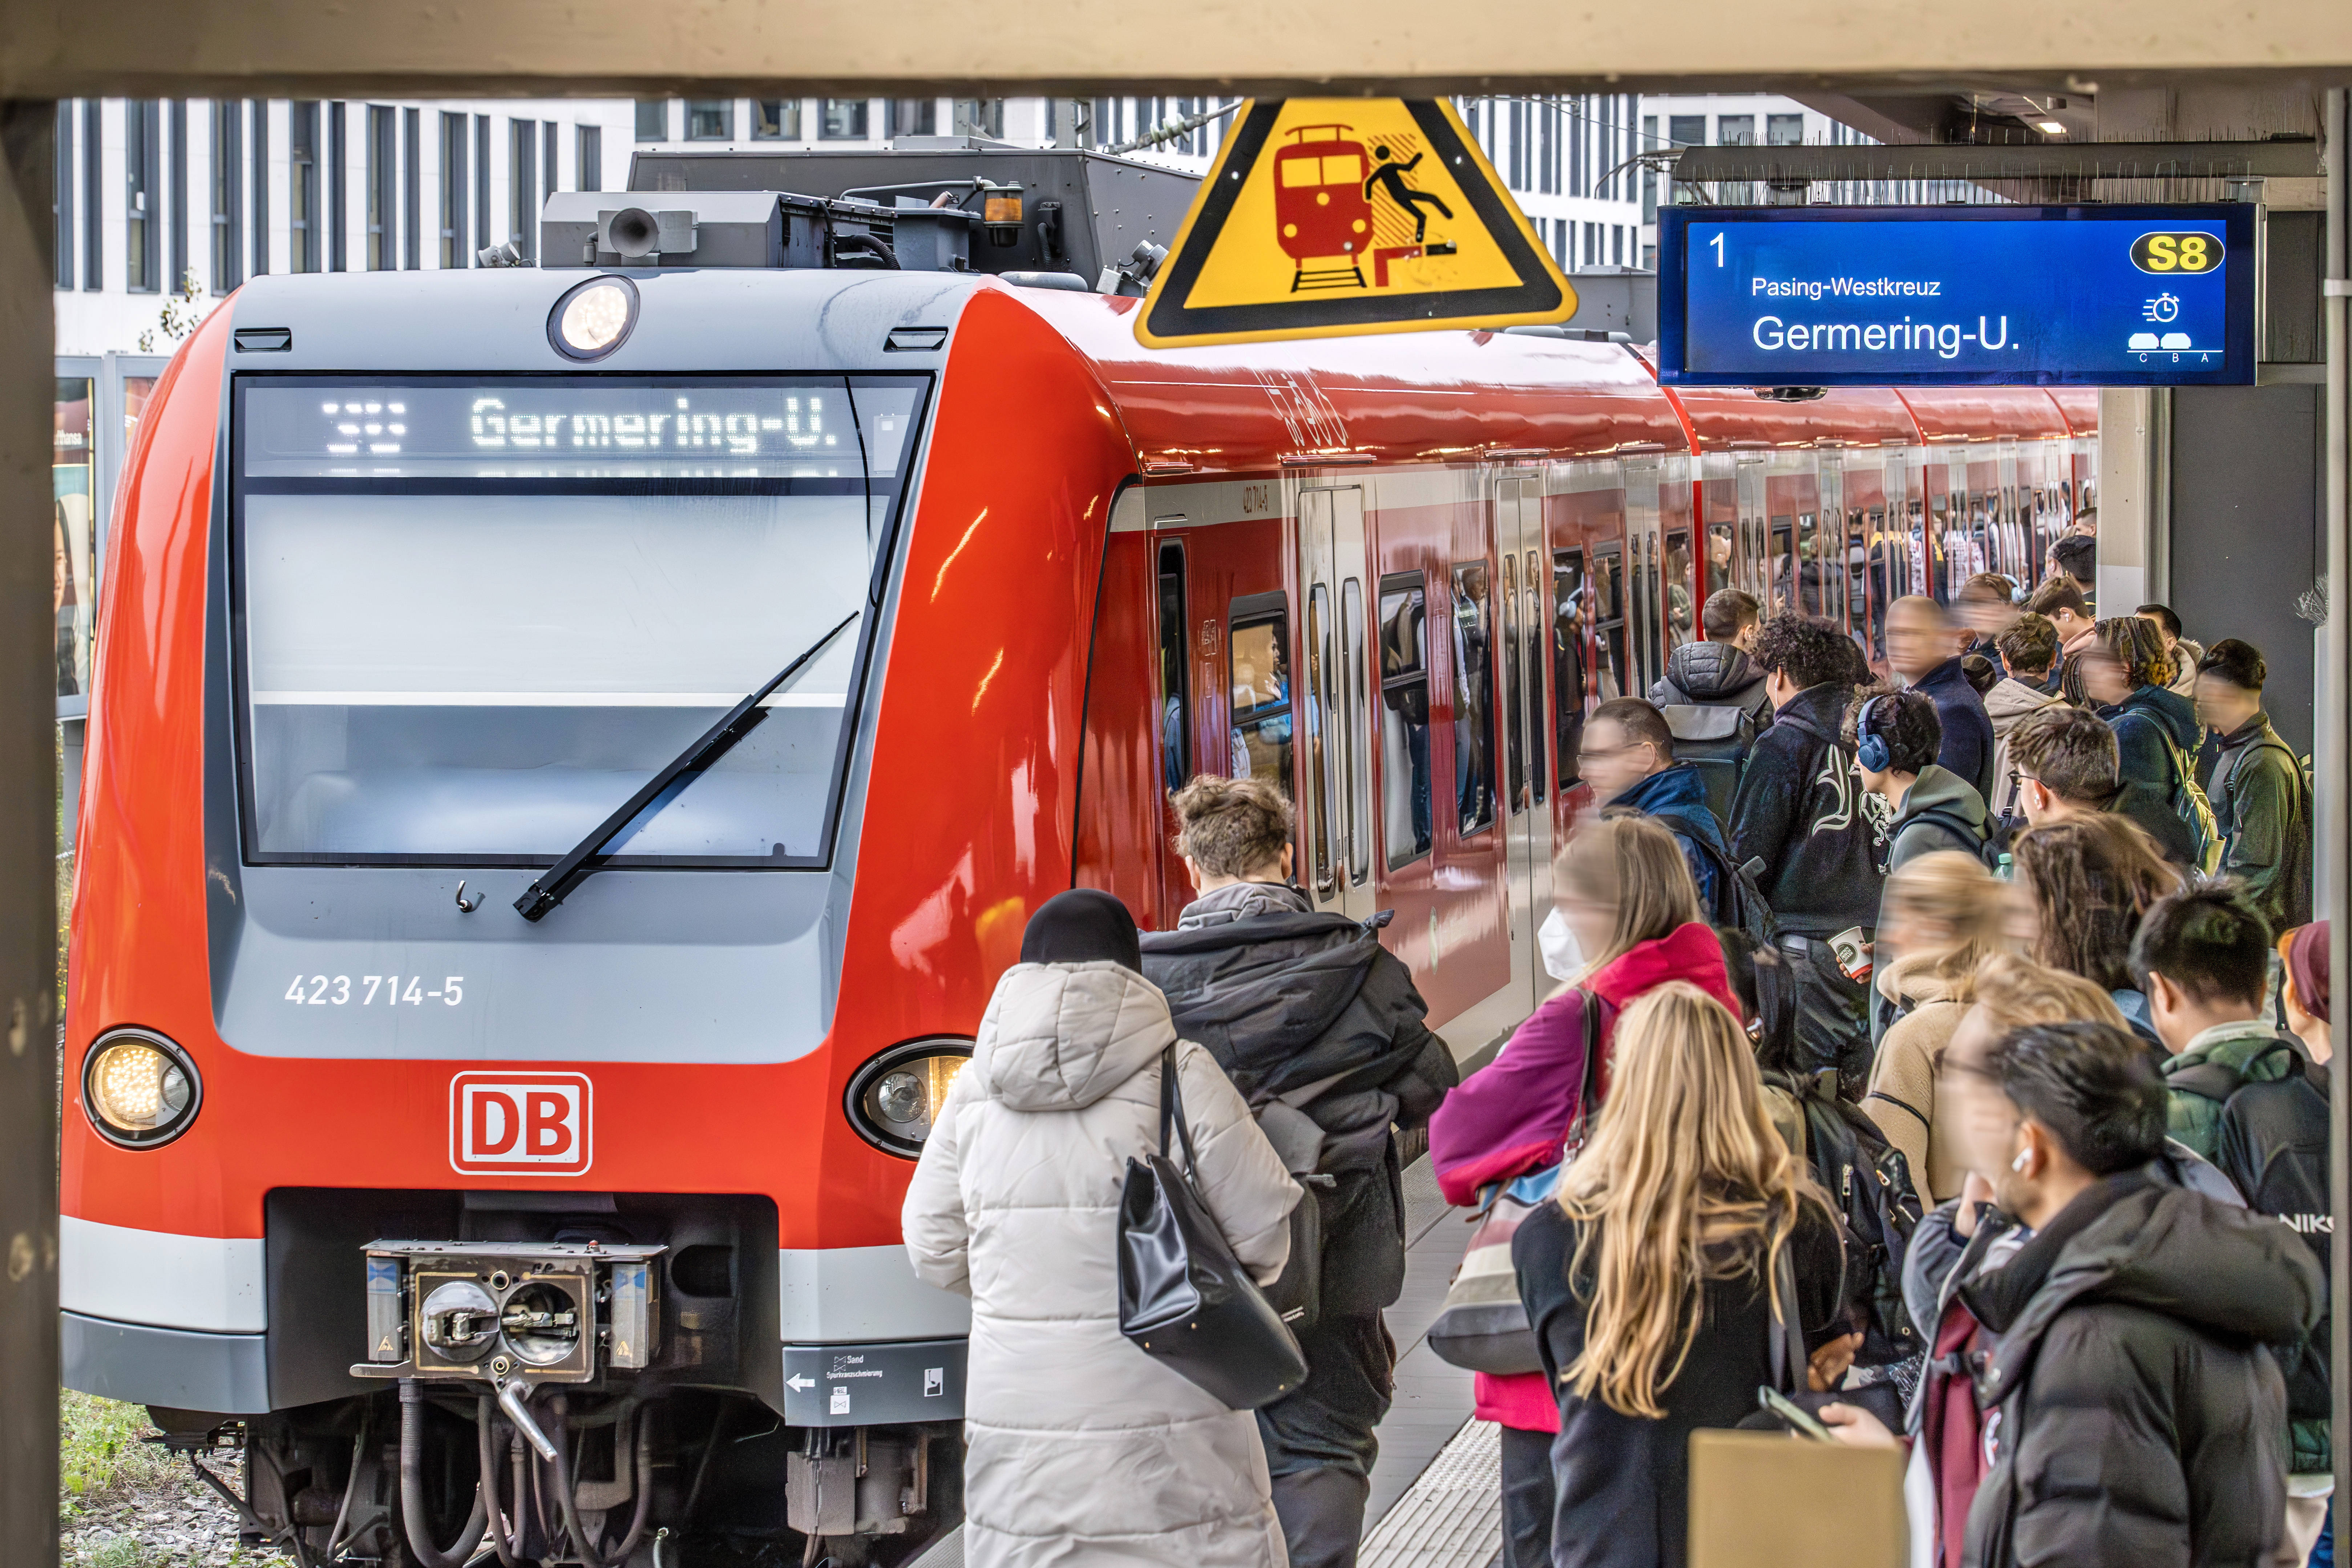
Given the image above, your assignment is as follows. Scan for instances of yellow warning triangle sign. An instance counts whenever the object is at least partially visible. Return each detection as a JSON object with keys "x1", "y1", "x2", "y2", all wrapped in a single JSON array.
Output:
[{"x1": 1137, "y1": 99, "x2": 1577, "y2": 348}]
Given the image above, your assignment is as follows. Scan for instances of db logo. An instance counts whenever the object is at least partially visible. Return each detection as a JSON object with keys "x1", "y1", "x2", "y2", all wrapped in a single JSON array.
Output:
[{"x1": 449, "y1": 1072, "x2": 593, "y2": 1176}]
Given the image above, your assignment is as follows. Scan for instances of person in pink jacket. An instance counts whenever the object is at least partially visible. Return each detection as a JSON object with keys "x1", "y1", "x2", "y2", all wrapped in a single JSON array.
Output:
[{"x1": 1428, "y1": 815, "x2": 1739, "y2": 1568}]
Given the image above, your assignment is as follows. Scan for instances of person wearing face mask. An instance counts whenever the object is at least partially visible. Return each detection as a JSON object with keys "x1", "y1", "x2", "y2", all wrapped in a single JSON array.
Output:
[{"x1": 1427, "y1": 817, "x2": 1737, "y2": 1568}]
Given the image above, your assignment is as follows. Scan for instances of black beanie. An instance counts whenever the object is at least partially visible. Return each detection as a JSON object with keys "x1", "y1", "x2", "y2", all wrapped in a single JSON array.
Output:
[{"x1": 1019, "y1": 889, "x2": 1142, "y2": 973}]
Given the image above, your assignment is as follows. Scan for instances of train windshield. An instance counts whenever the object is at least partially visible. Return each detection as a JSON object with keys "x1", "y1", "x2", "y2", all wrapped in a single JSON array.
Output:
[{"x1": 231, "y1": 374, "x2": 926, "y2": 869}]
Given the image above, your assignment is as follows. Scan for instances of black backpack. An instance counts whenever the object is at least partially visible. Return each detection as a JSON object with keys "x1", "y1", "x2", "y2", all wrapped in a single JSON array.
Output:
[
  {"x1": 1660, "y1": 703, "x2": 1756, "y2": 828},
  {"x1": 1769, "y1": 1068, "x2": 1927, "y2": 1371},
  {"x1": 1684, "y1": 830, "x2": 1775, "y2": 948},
  {"x1": 2171, "y1": 1041, "x2": 2332, "y2": 1420}
]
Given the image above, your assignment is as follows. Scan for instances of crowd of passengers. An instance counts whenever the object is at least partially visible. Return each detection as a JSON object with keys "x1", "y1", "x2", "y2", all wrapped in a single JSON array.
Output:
[{"x1": 900, "y1": 537, "x2": 2329, "y2": 1568}]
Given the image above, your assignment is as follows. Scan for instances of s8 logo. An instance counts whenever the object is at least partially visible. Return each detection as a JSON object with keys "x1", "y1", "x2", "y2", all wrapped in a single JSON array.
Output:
[{"x1": 2131, "y1": 232, "x2": 2220, "y2": 274}]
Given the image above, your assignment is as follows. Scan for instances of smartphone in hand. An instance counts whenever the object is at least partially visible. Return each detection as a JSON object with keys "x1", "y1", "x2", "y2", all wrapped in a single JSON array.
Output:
[{"x1": 1757, "y1": 1385, "x2": 1833, "y2": 1442}]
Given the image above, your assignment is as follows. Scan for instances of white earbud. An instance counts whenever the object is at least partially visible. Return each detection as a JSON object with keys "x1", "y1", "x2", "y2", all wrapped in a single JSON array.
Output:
[{"x1": 2011, "y1": 1147, "x2": 2033, "y2": 1173}]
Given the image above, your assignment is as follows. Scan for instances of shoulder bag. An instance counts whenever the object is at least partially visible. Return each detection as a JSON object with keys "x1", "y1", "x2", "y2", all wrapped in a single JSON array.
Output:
[
  {"x1": 1117, "y1": 1044, "x2": 1309, "y2": 1410},
  {"x1": 1427, "y1": 991, "x2": 1607, "y2": 1374}
]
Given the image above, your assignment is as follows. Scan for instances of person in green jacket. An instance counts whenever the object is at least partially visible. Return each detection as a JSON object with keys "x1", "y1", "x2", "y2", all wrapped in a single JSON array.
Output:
[
  {"x1": 2194, "y1": 638, "x2": 2313, "y2": 940},
  {"x1": 2130, "y1": 883, "x2": 2333, "y2": 1541}
]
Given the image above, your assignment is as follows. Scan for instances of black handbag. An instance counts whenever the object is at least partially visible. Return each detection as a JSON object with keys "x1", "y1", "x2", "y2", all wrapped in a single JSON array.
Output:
[{"x1": 1117, "y1": 1044, "x2": 1309, "y2": 1411}]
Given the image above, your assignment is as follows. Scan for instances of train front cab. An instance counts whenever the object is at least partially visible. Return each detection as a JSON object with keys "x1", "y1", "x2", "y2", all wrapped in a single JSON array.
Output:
[{"x1": 61, "y1": 268, "x2": 1155, "y2": 1565}]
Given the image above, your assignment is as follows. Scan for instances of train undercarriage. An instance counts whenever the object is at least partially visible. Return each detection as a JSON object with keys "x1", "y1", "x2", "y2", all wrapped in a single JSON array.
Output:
[{"x1": 142, "y1": 1189, "x2": 963, "y2": 1567}]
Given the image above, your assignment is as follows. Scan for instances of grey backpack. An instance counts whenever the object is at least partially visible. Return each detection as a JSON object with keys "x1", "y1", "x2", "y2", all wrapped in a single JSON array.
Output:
[{"x1": 1661, "y1": 703, "x2": 1755, "y2": 827}]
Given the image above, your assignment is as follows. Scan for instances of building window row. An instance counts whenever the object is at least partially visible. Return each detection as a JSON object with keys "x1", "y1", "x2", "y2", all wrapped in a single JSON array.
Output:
[
  {"x1": 1460, "y1": 95, "x2": 1642, "y2": 205},
  {"x1": 52, "y1": 98, "x2": 623, "y2": 296}
]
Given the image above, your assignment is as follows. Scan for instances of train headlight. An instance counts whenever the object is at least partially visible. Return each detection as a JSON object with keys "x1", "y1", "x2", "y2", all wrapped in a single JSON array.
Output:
[
  {"x1": 548, "y1": 275, "x2": 639, "y2": 362},
  {"x1": 83, "y1": 1030, "x2": 201, "y2": 1148},
  {"x1": 846, "y1": 1038, "x2": 974, "y2": 1158}
]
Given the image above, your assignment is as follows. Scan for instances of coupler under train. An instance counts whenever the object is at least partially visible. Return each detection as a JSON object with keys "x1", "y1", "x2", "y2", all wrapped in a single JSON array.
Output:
[{"x1": 147, "y1": 1234, "x2": 963, "y2": 1566}]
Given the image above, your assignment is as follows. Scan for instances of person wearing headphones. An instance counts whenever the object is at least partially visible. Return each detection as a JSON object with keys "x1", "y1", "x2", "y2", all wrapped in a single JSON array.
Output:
[
  {"x1": 1846, "y1": 685, "x2": 1991, "y2": 875},
  {"x1": 1845, "y1": 686, "x2": 1991, "y2": 1044}
]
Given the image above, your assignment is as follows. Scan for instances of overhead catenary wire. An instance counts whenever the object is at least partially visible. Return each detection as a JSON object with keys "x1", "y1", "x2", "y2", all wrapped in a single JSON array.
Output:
[{"x1": 1105, "y1": 99, "x2": 1242, "y2": 156}]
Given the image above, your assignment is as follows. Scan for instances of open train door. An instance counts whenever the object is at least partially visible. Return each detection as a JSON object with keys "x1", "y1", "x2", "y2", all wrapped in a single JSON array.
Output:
[
  {"x1": 1495, "y1": 473, "x2": 1553, "y2": 1012},
  {"x1": 1296, "y1": 487, "x2": 1377, "y2": 923}
]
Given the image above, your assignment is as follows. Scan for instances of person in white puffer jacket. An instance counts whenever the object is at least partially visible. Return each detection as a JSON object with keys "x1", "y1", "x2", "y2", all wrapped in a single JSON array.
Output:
[{"x1": 904, "y1": 888, "x2": 1303, "y2": 1568}]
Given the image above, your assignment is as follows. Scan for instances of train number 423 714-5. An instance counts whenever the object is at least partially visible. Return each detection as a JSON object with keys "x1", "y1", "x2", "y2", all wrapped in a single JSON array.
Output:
[{"x1": 284, "y1": 974, "x2": 464, "y2": 1006}]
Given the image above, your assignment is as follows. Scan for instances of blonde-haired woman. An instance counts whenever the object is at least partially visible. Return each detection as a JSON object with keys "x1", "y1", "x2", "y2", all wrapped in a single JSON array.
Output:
[
  {"x1": 1512, "y1": 981, "x2": 1858, "y2": 1568},
  {"x1": 1861, "y1": 851, "x2": 2009, "y2": 1203},
  {"x1": 1428, "y1": 816, "x2": 1741, "y2": 1568}
]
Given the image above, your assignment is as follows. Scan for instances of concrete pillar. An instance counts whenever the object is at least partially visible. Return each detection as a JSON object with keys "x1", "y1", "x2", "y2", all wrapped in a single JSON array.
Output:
[
  {"x1": 2096, "y1": 385, "x2": 2166, "y2": 613},
  {"x1": 0, "y1": 98, "x2": 60, "y2": 1568}
]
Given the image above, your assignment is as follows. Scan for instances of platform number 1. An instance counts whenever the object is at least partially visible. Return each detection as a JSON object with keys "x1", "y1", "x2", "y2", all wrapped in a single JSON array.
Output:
[{"x1": 1710, "y1": 233, "x2": 1725, "y2": 267}]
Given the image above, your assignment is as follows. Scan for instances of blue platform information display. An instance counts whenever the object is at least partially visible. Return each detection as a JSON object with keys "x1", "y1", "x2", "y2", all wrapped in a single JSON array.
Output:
[{"x1": 1657, "y1": 205, "x2": 2257, "y2": 387}]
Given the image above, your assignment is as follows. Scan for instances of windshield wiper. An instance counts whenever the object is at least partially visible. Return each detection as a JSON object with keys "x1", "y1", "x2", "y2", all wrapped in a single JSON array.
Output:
[{"x1": 514, "y1": 613, "x2": 860, "y2": 922}]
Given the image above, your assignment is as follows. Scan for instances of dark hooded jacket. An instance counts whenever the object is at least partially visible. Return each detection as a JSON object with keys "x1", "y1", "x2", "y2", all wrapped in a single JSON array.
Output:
[
  {"x1": 1959, "y1": 1173, "x2": 2323, "y2": 1568},
  {"x1": 1649, "y1": 639, "x2": 1773, "y2": 727},
  {"x1": 2207, "y1": 711, "x2": 2312, "y2": 939},
  {"x1": 1911, "y1": 655, "x2": 1998, "y2": 803},
  {"x1": 1140, "y1": 884, "x2": 1457, "y2": 1315},
  {"x1": 1610, "y1": 763, "x2": 1730, "y2": 921},
  {"x1": 2101, "y1": 684, "x2": 2207, "y2": 869},
  {"x1": 1728, "y1": 682, "x2": 1882, "y2": 938}
]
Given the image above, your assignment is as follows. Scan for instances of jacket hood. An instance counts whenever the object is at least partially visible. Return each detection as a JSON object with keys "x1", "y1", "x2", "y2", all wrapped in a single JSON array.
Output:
[
  {"x1": 971, "y1": 962, "x2": 1177, "y2": 1113},
  {"x1": 1976, "y1": 1180, "x2": 2322, "y2": 1407},
  {"x1": 2111, "y1": 684, "x2": 2202, "y2": 751},
  {"x1": 1983, "y1": 678, "x2": 2063, "y2": 729},
  {"x1": 1775, "y1": 680, "x2": 1855, "y2": 736},
  {"x1": 1586, "y1": 921, "x2": 1740, "y2": 1015},
  {"x1": 1139, "y1": 909, "x2": 1383, "y2": 1061},
  {"x1": 1661, "y1": 639, "x2": 1765, "y2": 702},
  {"x1": 1614, "y1": 763, "x2": 1727, "y2": 846},
  {"x1": 1875, "y1": 951, "x2": 1964, "y2": 1006},
  {"x1": 1898, "y1": 764, "x2": 1988, "y2": 831}
]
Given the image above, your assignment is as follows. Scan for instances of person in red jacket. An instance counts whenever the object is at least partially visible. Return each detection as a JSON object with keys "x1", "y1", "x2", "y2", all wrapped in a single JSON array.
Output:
[{"x1": 1428, "y1": 815, "x2": 1740, "y2": 1568}]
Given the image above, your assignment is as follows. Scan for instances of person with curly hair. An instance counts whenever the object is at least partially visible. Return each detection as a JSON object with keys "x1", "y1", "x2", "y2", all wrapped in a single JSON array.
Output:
[{"x1": 1729, "y1": 614, "x2": 1882, "y2": 1097}]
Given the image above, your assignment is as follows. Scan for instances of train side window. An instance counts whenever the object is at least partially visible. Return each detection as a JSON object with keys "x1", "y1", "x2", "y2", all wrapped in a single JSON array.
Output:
[
  {"x1": 1342, "y1": 577, "x2": 1371, "y2": 884},
  {"x1": 1378, "y1": 572, "x2": 1432, "y2": 868},
  {"x1": 1663, "y1": 531, "x2": 1694, "y2": 654},
  {"x1": 1795, "y1": 511, "x2": 1842, "y2": 623},
  {"x1": 1591, "y1": 545, "x2": 1626, "y2": 703},
  {"x1": 1156, "y1": 542, "x2": 1189, "y2": 791},
  {"x1": 1500, "y1": 554, "x2": 1526, "y2": 816},
  {"x1": 1227, "y1": 594, "x2": 1294, "y2": 796},
  {"x1": 1552, "y1": 550, "x2": 1589, "y2": 790},
  {"x1": 1451, "y1": 561, "x2": 1500, "y2": 838}
]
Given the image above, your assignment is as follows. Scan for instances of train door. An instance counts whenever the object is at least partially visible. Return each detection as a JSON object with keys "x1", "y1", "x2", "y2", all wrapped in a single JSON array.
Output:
[
  {"x1": 1495, "y1": 476, "x2": 1552, "y2": 1010},
  {"x1": 1297, "y1": 486, "x2": 1375, "y2": 922}
]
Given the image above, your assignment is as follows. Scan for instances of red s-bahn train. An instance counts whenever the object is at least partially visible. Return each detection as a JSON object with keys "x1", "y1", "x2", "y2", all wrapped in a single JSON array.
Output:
[{"x1": 59, "y1": 160, "x2": 2093, "y2": 1565}]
